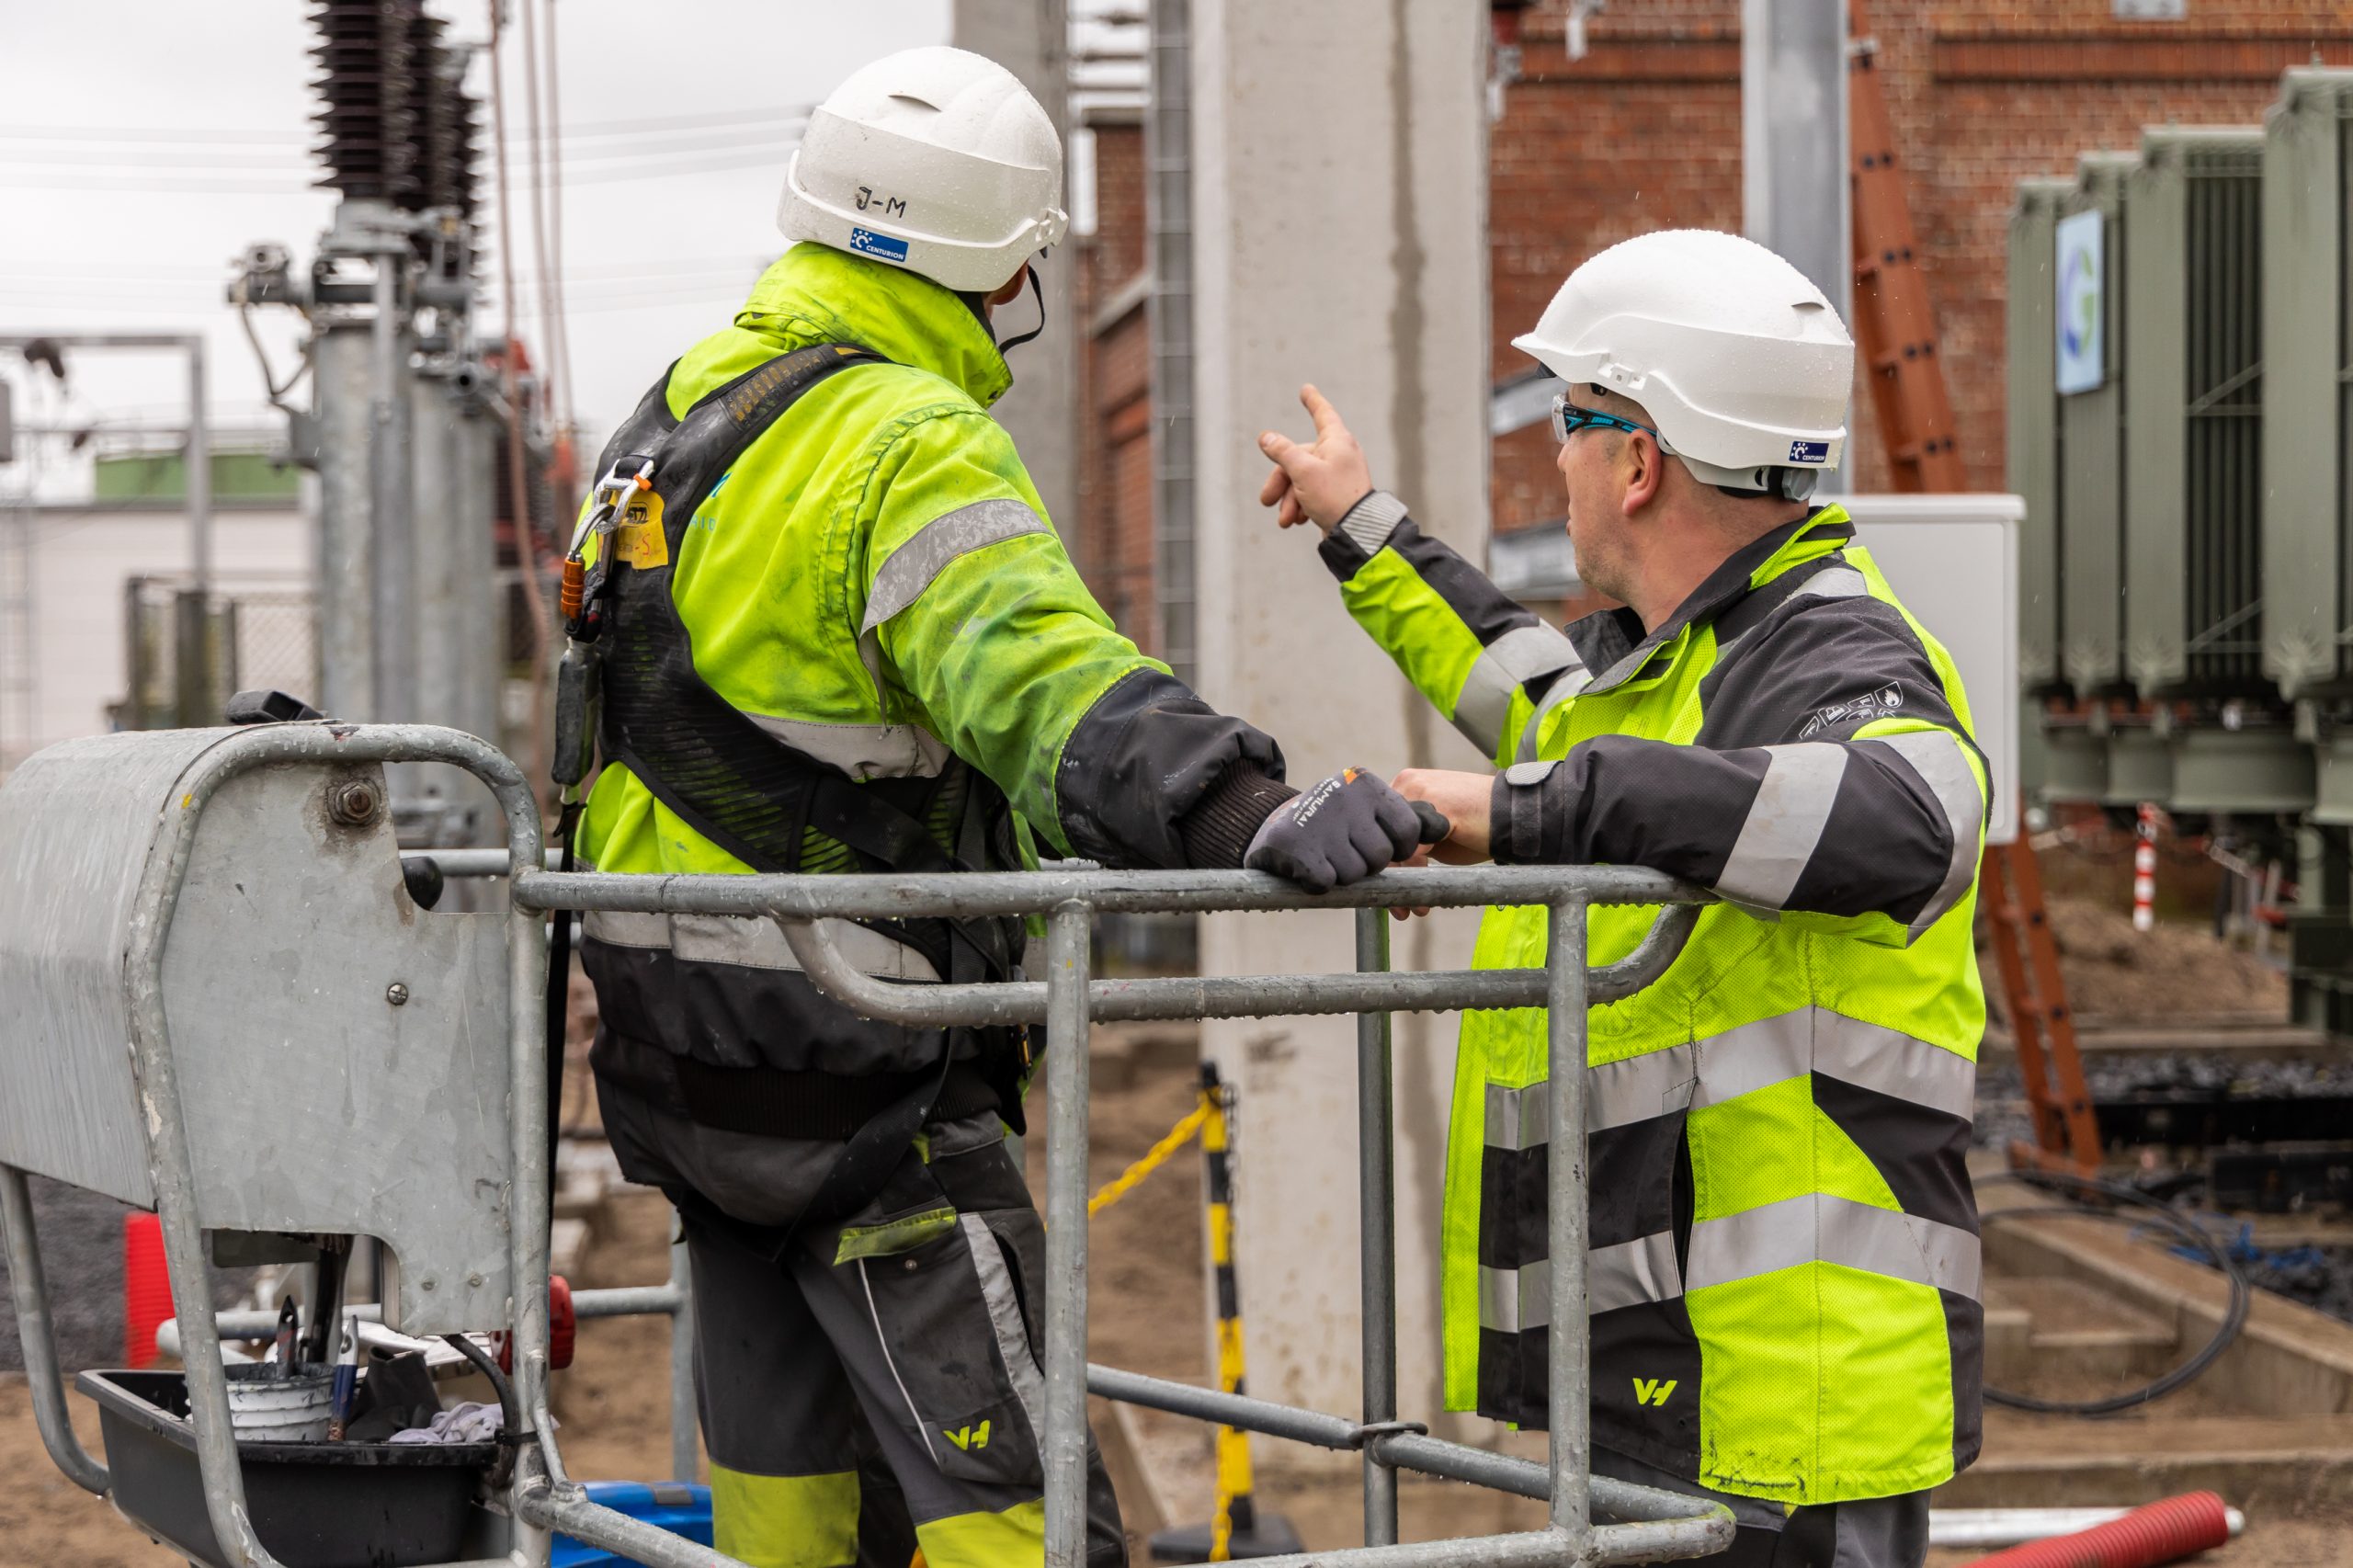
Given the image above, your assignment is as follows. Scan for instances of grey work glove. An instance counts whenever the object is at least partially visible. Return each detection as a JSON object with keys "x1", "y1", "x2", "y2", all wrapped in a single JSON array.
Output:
[{"x1": 1245, "y1": 767, "x2": 1427, "y2": 893}]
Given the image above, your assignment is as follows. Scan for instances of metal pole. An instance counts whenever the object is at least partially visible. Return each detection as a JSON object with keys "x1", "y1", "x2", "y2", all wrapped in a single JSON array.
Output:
[
  {"x1": 369, "y1": 255, "x2": 415, "y2": 725},
  {"x1": 1543, "y1": 898, "x2": 1591, "y2": 1543},
  {"x1": 452, "y1": 391, "x2": 505, "y2": 750},
  {"x1": 181, "y1": 335, "x2": 216, "y2": 726},
  {"x1": 1041, "y1": 901, "x2": 1094, "y2": 1568},
  {"x1": 506, "y1": 810, "x2": 555, "y2": 1558},
  {"x1": 187, "y1": 336, "x2": 210, "y2": 601},
  {"x1": 0, "y1": 1165, "x2": 108, "y2": 1496},
  {"x1": 668, "y1": 1225, "x2": 699, "y2": 1483},
  {"x1": 313, "y1": 324, "x2": 376, "y2": 721},
  {"x1": 1355, "y1": 908, "x2": 1401, "y2": 1548},
  {"x1": 1740, "y1": 0, "x2": 1852, "y2": 328},
  {"x1": 411, "y1": 371, "x2": 458, "y2": 728}
]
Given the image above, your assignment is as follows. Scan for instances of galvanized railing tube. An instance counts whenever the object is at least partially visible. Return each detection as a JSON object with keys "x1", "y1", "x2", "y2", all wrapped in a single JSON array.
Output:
[
  {"x1": 1355, "y1": 909, "x2": 1401, "y2": 1549},
  {"x1": 502, "y1": 859, "x2": 1738, "y2": 1568},
  {"x1": 667, "y1": 1226, "x2": 699, "y2": 1486},
  {"x1": 1546, "y1": 898, "x2": 1593, "y2": 1545},
  {"x1": 1041, "y1": 903, "x2": 1096, "y2": 1568},
  {"x1": 0, "y1": 1164, "x2": 109, "y2": 1495},
  {"x1": 118, "y1": 723, "x2": 548, "y2": 1568}
]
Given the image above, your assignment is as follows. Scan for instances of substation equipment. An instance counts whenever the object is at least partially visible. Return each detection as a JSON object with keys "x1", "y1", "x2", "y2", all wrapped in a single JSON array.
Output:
[
  {"x1": 224, "y1": 0, "x2": 532, "y2": 849},
  {"x1": 2009, "y1": 68, "x2": 2353, "y2": 1210}
]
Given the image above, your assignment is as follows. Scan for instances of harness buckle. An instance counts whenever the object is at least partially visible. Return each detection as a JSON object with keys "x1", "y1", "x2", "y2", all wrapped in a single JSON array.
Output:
[{"x1": 567, "y1": 457, "x2": 655, "y2": 560}]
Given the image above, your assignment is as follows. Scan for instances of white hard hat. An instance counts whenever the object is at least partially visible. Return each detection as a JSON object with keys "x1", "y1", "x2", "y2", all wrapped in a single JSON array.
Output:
[
  {"x1": 1511, "y1": 230, "x2": 1854, "y2": 497},
  {"x1": 779, "y1": 45, "x2": 1069, "y2": 295}
]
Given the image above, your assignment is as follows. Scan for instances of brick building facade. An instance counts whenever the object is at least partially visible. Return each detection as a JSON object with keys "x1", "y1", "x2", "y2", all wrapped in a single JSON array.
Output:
[{"x1": 1070, "y1": 1, "x2": 2353, "y2": 653}]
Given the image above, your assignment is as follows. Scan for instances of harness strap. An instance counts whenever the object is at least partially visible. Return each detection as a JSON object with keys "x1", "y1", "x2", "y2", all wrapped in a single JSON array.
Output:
[
  {"x1": 578, "y1": 341, "x2": 1037, "y2": 1233},
  {"x1": 592, "y1": 342, "x2": 1016, "y2": 987}
]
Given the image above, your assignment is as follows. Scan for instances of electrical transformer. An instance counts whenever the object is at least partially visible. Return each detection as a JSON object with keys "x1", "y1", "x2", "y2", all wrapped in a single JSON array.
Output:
[{"x1": 2122, "y1": 127, "x2": 2311, "y2": 813}]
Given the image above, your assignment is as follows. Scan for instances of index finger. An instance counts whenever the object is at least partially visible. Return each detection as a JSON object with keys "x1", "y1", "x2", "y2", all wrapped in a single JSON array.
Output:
[{"x1": 1301, "y1": 383, "x2": 1346, "y2": 438}]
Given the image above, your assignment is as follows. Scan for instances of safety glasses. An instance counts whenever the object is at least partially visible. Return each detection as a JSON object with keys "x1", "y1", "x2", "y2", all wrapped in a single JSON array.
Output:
[{"x1": 1550, "y1": 390, "x2": 1662, "y2": 448}]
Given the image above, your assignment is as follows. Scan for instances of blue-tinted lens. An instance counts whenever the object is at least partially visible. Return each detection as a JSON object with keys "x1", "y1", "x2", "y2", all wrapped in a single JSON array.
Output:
[
  {"x1": 1551, "y1": 393, "x2": 1620, "y2": 444},
  {"x1": 1550, "y1": 394, "x2": 1657, "y2": 447}
]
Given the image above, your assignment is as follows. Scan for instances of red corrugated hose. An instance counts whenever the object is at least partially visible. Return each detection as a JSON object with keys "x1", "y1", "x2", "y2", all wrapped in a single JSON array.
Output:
[{"x1": 1965, "y1": 1492, "x2": 2234, "y2": 1568}]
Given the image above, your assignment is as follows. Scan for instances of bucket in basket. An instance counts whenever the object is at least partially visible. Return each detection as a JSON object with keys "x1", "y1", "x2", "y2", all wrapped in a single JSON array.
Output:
[{"x1": 223, "y1": 1363, "x2": 335, "y2": 1442}]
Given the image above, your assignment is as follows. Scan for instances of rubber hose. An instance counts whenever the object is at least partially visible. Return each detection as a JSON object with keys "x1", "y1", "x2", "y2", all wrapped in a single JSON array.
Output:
[
  {"x1": 443, "y1": 1331, "x2": 524, "y2": 1492},
  {"x1": 1963, "y1": 1491, "x2": 2232, "y2": 1568}
]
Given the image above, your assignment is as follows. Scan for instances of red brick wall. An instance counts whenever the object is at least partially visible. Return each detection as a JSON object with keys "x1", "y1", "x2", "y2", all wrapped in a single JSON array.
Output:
[
  {"x1": 1092, "y1": 310, "x2": 1158, "y2": 649},
  {"x1": 1494, "y1": 0, "x2": 2353, "y2": 528},
  {"x1": 1086, "y1": 119, "x2": 1147, "y2": 301},
  {"x1": 1074, "y1": 5, "x2": 2353, "y2": 628},
  {"x1": 1074, "y1": 119, "x2": 1160, "y2": 653}
]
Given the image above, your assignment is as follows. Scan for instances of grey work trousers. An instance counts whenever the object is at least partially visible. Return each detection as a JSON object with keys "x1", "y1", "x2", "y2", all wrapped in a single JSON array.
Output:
[{"x1": 600, "y1": 1085, "x2": 1126, "y2": 1568}]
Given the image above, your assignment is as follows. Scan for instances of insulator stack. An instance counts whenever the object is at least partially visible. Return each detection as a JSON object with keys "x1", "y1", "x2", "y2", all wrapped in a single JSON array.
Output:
[
  {"x1": 309, "y1": 0, "x2": 424, "y2": 206},
  {"x1": 409, "y1": 6, "x2": 479, "y2": 221}
]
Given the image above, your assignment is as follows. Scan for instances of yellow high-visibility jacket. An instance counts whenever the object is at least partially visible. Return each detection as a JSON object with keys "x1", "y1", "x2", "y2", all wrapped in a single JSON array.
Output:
[{"x1": 1324, "y1": 494, "x2": 1986, "y2": 1504}]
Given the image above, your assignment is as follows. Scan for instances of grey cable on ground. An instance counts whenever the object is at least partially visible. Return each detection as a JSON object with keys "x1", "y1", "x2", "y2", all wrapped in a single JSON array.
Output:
[{"x1": 1977, "y1": 1168, "x2": 2251, "y2": 1416}]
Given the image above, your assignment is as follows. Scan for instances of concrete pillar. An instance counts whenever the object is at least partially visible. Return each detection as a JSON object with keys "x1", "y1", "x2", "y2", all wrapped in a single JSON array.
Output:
[
  {"x1": 953, "y1": 0, "x2": 1080, "y2": 539},
  {"x1": 1188, "y1": 0, "x2": 1493, "y2": 1450}
]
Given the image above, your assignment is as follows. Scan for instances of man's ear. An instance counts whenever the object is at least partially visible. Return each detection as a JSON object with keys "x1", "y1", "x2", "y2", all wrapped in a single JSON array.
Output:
[
  {"x1": 1620, "y1": 431, "x2": 1666, "y2": 516},
  {"x1": 984, "y1": 266, "x2": 1030, "y2": 310}
]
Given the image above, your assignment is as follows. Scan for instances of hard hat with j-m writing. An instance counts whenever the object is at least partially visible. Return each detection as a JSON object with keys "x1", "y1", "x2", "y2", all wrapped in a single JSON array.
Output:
[{"x1": 779, "y1": 45, "x2": 1069, "y2": 295}]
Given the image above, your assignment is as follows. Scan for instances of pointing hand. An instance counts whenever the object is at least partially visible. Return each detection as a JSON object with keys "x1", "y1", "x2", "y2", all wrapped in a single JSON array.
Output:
[{"x1": 1257, "y1": 384, "x2": 1375, "y2": 536}]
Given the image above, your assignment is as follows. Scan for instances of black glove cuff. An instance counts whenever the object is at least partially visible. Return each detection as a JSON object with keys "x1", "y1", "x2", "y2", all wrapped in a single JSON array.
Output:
[{"x1": 1177, "y1": 764, "x2": 1301, "y2": 869}]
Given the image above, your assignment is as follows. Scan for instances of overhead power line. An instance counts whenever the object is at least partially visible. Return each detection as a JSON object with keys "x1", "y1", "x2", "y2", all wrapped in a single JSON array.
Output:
[
  {"x1": 0, "y1": 121, "x2": 807, "y2": 174},
  {"x1": 0, "y1": 145, "x2": 799, "y2": 196},
  {"x1": 0, "y1": 132, "x2": 792, "y2": 170},
  {"x1": 0, "y1": 255, "x2": 776, "y2": 286},
  {"x1": 0, "y1": 103, "x2": 813, "y2": 148}
]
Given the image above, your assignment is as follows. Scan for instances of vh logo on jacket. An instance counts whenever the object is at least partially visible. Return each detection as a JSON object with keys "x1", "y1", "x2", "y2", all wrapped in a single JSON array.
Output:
[
  {"x1": 945, "y1": 1420, "x2": 992, "y2": 1452},
  {"x1": 1631, "y1": 1378, "x2": 1677, "y2": 1407}
]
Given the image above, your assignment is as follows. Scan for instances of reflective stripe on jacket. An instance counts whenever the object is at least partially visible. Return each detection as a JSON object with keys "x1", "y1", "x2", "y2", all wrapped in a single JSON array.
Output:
[{"x1": 1322, "y1": 497, "x2": 1986, "y2": 1506}]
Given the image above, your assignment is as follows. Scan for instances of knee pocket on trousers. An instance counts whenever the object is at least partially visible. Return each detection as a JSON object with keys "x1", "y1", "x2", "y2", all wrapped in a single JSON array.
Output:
[{"x1": 855, "y1": 1208, "x2": 1050, "y2": 1489}]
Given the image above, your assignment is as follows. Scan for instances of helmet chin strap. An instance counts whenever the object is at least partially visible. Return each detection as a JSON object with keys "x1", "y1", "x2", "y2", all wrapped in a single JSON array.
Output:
[{"x1": 994, "y1": 262, "x2": 1047, "y2": 356}]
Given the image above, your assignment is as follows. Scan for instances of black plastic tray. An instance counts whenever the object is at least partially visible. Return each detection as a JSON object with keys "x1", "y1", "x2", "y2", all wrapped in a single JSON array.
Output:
[{"x1": 78, "y1": 1369, "x2": 500, "y2": 1568}]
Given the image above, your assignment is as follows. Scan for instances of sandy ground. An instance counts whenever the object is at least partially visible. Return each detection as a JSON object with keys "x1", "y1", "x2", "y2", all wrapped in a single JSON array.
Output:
[
  {"x1": 4, "y1": 1022, "x2": 2346, "y2": 1565},
  {"x1": 1984, "y1": 890, "x2": 2290, "y2": 1028}
]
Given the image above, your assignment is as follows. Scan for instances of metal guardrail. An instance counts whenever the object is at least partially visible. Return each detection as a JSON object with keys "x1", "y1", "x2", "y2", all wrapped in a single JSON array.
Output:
[
  {"x1": 502, "y1": 858, "x2": 1733, "y2": 1568},
  {"x1": 3, "y1": 727, "x2": 1732, "y2": 1568}
]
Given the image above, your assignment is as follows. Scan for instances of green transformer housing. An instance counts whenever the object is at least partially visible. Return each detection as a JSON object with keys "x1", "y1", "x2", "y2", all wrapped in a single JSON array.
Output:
[
  {"x1": 2058, "y1": 152, "x2": 2137, "y2": 705},
  {"x1": 2123, "y1": 127, "x2": 2310, "y2": 814},
  {"x1": 2265, "y1": 70, "x2": 2353, "y2": 828}
]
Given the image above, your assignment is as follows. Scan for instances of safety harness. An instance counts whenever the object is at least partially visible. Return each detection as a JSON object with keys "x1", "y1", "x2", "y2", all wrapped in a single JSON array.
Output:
[{"x1": 553, "y1": 341, "x2": 1034, "y2": 1233}]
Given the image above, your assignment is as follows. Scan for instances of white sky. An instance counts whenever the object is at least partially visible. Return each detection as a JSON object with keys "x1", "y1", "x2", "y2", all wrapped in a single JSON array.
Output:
[{"x1": 0, "y1": 0, "x2": 952, "y2": 479}]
